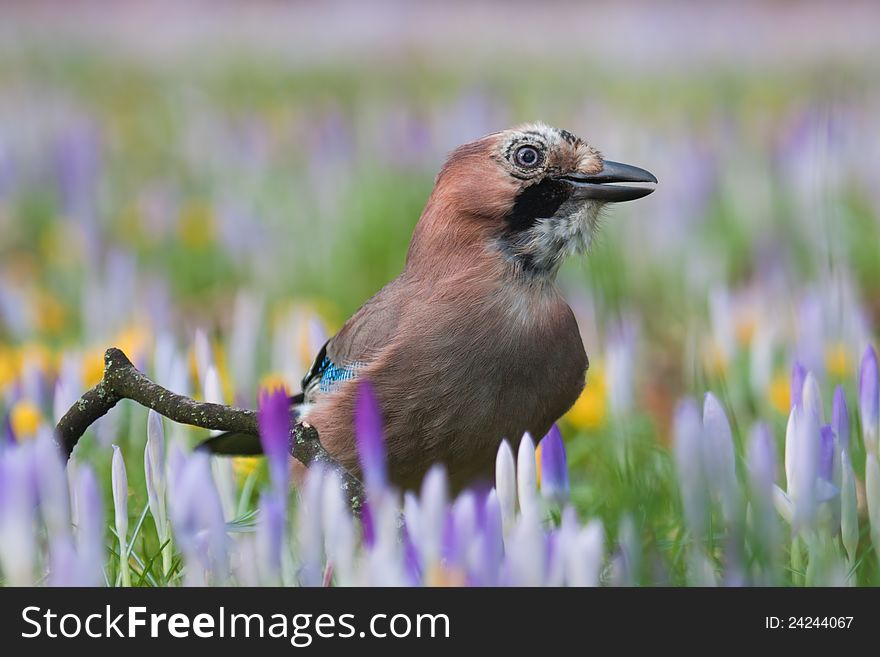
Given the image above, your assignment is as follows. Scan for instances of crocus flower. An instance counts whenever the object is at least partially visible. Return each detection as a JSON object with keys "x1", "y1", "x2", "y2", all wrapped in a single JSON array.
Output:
[
  {"x1": 0, "y1": 445, "x2": 36, "y2": 585},
  {"x1": 354, "y1": 380, "x2": 387, "y2": 496},
  {"x1": 801, "y1": 372, "x2": 824, "y2": 423},
  {"x1": 322, "y1": 469, "x2": 356, "y2": 586},
  {"x1": 783, "y1": 401, "x2": 823, "y2": 532},
  {"x1": 790, "y1": 362, "x2": 807, "y2": 408},
  {"x1": 516, "y1": 433, "x2": 538, "y2": 516},
  {"x1": 169, "y1": 452, "x2": 229, "y2": 586},
  {"x1": 538, "y1": 425, "x2": 569, "y2": 504},
  {"x1": 495, "y1": 439, "x2": 516, "y2": 535},
  {"x1": 702, "y1": 393, "x2": 738, "y2": 524},
  {"x1": 819, "y1": 425, "x2": 835, "y2": 482},
  {"x1": 144, "y1": 410, "x2": 171, "y2": 576},
  {"x1": 859, "y1": 346, "x2": 879, "y2": 453},
  {"x1": 34, "y1": 428, "x2": 70, "y2": 543},
  {"x1": 258, "y1": 386, "x2": 291, "y2": 494},
  {"x1": 73, "y1": 465, "x2": 105, "y2": 586},
  {"x1": 832, "y1": 386, "x2": 850, "y2": 455},
  {"x1": 365, "y1": 498, "x2": 406, "y2": 586},
  {"x1": 417, "y1": 465, "x2": 448, "y2": 569},
  {"x1": 746, "y1": 423, "x2": 778, "y2": 558},
  {"x1": 256, "y1": 491, "x2": 285, "y2": 585},
  {"x1": 566, "y1": 519, "x2": 604, "y2": 587},
  {"x1": 446, "y1": 491, "x2": 477, "y2": 568},
  {"x1": 503, "y1": 506, "x2": 545, "y2": 586},
  {"x1": 673, "y1": 398, "x2": 707, "y2": 537},
  {"x1": 228, "y1": 291, "x2": 264, "y2": 402},
  {"x1": 111, "y1": 445, "x2": 130, "y2": 587},
  {"x1": 471, "y1": 490, "x2": 503, "y2": 586},
  {"x1": 297, "y1": 464, "x2": 326, "y2": 587},
  {"x1": 606, "y1": 321, "x2": 637, "y2": 417}
]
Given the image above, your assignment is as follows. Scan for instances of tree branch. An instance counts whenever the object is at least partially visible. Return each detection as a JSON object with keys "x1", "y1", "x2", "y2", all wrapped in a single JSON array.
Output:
[{"x1": 54, "y1": 347, "x2": 365, "y2": 514}]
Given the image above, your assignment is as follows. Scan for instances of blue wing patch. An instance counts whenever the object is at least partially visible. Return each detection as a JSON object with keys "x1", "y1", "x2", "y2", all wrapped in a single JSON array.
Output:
[{"x1": 317, "y1": 356, "x2": 360, "y2": 392}]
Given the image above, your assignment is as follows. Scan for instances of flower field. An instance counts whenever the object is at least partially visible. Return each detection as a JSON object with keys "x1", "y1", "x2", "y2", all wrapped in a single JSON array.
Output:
[{"x1": 2, "y1": 2, "x2": 880, "y2": 586}]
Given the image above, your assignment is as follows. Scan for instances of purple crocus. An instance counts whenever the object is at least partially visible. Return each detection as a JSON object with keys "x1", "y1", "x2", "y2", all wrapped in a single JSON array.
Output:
[
  {"x1": 360, "y1": 500, "x2": 376, "y2": 549},
  {"x1": 34, "y1": 430, "x2": 70, "y2": 542},
  {"x1": 673, "y1": 397, "x2": 707, "y2": 538},
  {"x1": 354, "y1": 380, "x2": 387, "y2": 496},
  {"x1": 746, "y1": 423, "x2": 779, "y2": 564},
  {"x1": 539, "y1": 424, "x2": 569, "y2": 504},
  {"x1": 859, "y1": 346, "x2": 879, "y2": 453},
  {"x1": 0, "y1": 445, "x2": 37, "y2": 585},
  {"x1": 168, "y1": 452, "x2": 229, "y2": 585},
  {"x1": 258, "y1": 387, "x2": 291, "y2": 493},
  {"x1": 2, "y1": 413, "x2": 14, "y2": 447},
  {"x1": 472, "y1": 491, "x2": 503, "y2": 586},
  {"x1": 819, "y1": 425, "x2": 835, "y2": 482},
  {"x1": 832, "y1": 386, "x2": 850, "y2": 455},
  {"x1": 702, "y1": 393, "x2": 738, "y2": 524},
  {"x1": 73, "y1": 465, "x2": 105, "y2": 586},
  {"x1": 790, "y1": 361, "x2": 807, "y2": 408}
]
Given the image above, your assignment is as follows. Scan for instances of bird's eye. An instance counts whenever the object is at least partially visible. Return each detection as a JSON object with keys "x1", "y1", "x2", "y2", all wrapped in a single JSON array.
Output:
[{"x1": 514, "y1": 145, "x2": 542, "y2": 168}]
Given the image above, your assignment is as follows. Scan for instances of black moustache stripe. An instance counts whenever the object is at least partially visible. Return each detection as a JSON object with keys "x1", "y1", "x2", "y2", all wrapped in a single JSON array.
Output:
[{"x1": 504, "y1": 178, "x2": 572, "y2": 232}]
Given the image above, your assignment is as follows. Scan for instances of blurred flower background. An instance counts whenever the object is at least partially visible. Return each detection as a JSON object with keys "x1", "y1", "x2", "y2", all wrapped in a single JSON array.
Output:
[{"x1": 2, "y1": 0, "x2": 880, "y2": 586}]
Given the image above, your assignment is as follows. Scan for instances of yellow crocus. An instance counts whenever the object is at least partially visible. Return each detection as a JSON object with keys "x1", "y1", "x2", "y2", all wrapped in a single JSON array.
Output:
[
  {"x1": 768, "y1": 370, "x2": 791, "y2": 415},
  {"x1": 10, "y1": 400, "x2": 42, "y2": 440},
  {"x1": 565, "y1": 367, "x2": 607, "y2": 430},
  {"x1": 825, "y1": 342, "x2": 851, "y2": 379}
]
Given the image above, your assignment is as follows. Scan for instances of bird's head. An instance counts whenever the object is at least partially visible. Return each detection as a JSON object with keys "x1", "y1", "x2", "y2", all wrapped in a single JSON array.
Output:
[{"x1": 409, "y1": 122, "x2": 656, "y2": 278}]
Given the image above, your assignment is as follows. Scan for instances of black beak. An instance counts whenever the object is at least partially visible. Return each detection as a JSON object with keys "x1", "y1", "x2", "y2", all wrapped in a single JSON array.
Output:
[{"x1": 556, "y1": 160, "x2": 657, "y2": 202}]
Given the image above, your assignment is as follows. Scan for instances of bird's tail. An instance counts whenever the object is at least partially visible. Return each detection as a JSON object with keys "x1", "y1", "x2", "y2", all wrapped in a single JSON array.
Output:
[{"x1": 195, "y1": 393, "x2": 304, "y2": 455}]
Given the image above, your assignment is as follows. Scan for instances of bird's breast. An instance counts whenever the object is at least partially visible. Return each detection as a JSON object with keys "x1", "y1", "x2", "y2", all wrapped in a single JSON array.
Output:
[{"x1": 406, "y1": 284, "x2": 587, "y2": 488}]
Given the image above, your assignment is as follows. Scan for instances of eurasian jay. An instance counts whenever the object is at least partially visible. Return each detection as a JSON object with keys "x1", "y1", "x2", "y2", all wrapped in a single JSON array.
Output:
[{"x1": 203, "y1": 122, "x2": 656, "y2": 492}]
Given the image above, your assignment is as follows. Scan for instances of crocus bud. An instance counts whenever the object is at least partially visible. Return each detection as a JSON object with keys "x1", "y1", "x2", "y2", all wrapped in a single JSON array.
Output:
[
  {"x1": 111, "y1": 445, "x2": 130, "y2": 587},
  {"x1": 495, "y1": 440, "x2": 516, "y2": 534},
  {"x1": 702, "y1": 393, "x2": 738, "y2": 524},
  {"x1": 517, "y1": 433, "x2": 538, "y2": 516},
  {"x1": 673, "y1": 398, "x2": 707, "y2": 537},
  {"x1": 145, "y1": 410, "x2": 171, "y2": 576},
  {"x1": 790, "y1": 362, "x2": 807, "y2": 408},
  {"x1": 832, "y1": 386, "x2": 850, "y2": 455},
  {"x1": 169, "y1": 453, "x2": 229, "y2": 586},
  {"x1": 538, "y1": 425, "x2": 569, "y2": 504},
  {"x1": 801, "y1": 372, "x2": 823, "y2": 424},
  {"x1": 74, "y1": 465, "x2": 104, "y2": 586}
]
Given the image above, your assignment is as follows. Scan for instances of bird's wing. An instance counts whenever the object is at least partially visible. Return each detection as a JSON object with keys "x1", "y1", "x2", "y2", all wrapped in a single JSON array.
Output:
[
  {"x1": 198, "y1": 277, "x2": 409, "y2": 456},
  {"x1": 303, "y1": 276, "x2": 408, "y2": 400}
]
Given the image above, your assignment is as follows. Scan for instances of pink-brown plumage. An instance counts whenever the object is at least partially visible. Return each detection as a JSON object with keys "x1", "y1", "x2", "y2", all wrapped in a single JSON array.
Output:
[
  {"x1": 199, "y1": 123, "x2": 655, "y2": 491},
  {"x1": 294, "y1": 123, "x2": 655, "y2": 492}
]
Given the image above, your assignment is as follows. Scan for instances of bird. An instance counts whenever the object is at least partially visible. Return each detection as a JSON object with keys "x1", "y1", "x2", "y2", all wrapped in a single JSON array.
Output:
[{"x1": 200, "y1": 122, "x2": 656, "y2": 493}]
